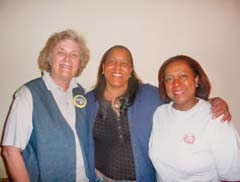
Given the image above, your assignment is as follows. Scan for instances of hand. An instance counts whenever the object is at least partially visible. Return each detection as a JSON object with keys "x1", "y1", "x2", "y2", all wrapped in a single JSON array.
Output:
[{"x1": 210, "y1": 97, "x2": 232, "y2": 122}]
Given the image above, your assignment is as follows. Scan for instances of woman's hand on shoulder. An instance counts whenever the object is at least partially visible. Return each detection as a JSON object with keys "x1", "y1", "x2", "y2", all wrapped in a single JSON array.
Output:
[{"x1": 209, "y1": 97, "x2": 232, "y2": 122}]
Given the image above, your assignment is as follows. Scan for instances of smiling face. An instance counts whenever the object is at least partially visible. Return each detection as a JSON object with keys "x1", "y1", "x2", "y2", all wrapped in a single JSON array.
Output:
[
  {"x1": 102, "y1": 48, "x2": 133, "y2": 92},
  {"x1": 49, "y1": 39, "x2": 81, "y2": 88},
  {"x1": 164, "y1": 60, "x2": 199, "y2": 111}
]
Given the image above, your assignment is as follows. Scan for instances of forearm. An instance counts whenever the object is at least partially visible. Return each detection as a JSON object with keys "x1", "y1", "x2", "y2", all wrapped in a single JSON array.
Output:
[{"x1": 2, "y1": 146, "x2": 30, "y2": 182}]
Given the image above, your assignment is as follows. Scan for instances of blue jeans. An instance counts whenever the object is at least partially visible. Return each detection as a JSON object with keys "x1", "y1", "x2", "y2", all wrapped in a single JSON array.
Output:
[{"x1": 95, "y1": 169, "x2": 136, "y2": 182}]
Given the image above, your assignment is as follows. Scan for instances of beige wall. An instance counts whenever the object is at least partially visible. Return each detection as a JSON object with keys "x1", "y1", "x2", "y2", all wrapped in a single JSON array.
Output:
[{"x1": 0, "y1": 0, "x2": 239, "y2": 177}]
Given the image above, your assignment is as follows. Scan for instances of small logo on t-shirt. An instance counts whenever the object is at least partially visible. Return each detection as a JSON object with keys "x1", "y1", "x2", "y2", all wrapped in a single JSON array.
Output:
[{"x1": 183, "y1": 134, "x2": 195, "y2": 144}]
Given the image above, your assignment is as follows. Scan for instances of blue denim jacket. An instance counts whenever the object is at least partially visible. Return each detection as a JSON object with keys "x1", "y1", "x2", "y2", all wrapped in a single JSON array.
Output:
[{"x1": 86, "y1": 84, "x2": 163, "y2": 182}]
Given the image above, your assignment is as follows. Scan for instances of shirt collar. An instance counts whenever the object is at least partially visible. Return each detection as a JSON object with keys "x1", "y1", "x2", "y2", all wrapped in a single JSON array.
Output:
[{"x1": 42, "y1": 71, "x2": 78, "y2": 92}]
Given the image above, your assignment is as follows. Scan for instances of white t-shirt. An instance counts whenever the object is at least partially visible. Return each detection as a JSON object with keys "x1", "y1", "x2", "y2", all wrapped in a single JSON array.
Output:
[
  {"x1": 2, "y1": 71, "x2": 88, "y2": 182},
  {"x1": 149, "y1": 99, "x2": 240, "y2": 182}
]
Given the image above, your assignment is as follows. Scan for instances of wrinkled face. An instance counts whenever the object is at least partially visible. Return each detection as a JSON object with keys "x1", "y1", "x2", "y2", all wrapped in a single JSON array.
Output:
[
  {"x1": 102, "y1": 48, "x2": 133, "y2": 91},
  {"x1": 49, "y1": 39, "x2": 81, "y2": 84},
  {"x1": 164, "y1": 60, "x2": 199, "y2": 110}
]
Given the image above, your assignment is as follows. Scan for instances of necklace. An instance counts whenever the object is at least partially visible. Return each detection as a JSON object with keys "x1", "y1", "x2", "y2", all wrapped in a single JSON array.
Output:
[{"x1": 113, "y1": 98, "x2": 121, "y2": 110}]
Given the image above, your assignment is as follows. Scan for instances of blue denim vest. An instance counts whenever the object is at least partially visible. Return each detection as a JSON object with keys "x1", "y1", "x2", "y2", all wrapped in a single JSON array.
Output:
[{"x1": 22, "y1": 78, "x2": 89, "y2": 182}]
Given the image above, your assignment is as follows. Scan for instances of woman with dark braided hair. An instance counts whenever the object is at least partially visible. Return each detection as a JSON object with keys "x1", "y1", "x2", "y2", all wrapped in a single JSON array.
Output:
[{"x1": 86, "y1": 46, "x2": 231, "y2": 182}]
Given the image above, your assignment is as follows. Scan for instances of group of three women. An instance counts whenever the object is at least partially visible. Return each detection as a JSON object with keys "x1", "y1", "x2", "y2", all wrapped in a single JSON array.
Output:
[{"x1": 1, "y1": 29, "x2": 239, "y2": 182}]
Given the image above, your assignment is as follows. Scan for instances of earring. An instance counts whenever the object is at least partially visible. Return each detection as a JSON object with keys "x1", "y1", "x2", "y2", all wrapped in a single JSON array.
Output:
[{"x1": 102, "y1": 71, "x2": 104, "y2": 75}]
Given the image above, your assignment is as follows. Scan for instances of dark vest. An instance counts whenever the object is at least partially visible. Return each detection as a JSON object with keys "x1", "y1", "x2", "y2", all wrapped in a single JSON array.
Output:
[{"x1": 22, "y1": 78, "x2": 89, "y2": 182}]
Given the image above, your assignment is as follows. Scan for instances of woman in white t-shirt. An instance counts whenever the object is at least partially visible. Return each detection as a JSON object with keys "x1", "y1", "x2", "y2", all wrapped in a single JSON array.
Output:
[{"x1": 149, "y1": 55, "x2": 240, "y2": 182}]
